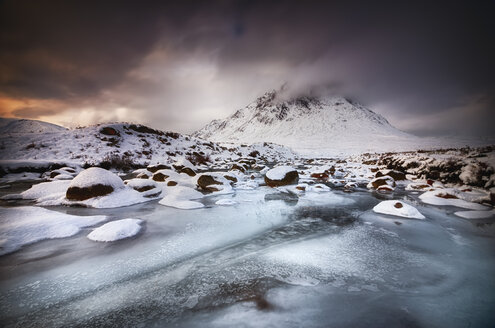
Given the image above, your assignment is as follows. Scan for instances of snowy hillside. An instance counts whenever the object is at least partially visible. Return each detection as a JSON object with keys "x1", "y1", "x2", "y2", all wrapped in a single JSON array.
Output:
[
  {"x1": 194, "y1": 90, "x2": 484, "y2": 157},
  {"x1": 0, "y1": 121, "x2": 296, "y2": 171},
  {"x1": 0, "y1": 118, "x2": 67, "y2": 134}
]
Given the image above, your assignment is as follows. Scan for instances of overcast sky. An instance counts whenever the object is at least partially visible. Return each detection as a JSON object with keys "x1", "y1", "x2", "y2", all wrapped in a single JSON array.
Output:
[{"x1": 0, "y1": 0, "x2": 494, "y2": 136}]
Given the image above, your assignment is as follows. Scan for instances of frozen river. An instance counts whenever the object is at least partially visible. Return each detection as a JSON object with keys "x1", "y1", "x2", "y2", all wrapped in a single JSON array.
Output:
[{"x1": 1, "y1": 185, "x2": 494, "y2": 327}]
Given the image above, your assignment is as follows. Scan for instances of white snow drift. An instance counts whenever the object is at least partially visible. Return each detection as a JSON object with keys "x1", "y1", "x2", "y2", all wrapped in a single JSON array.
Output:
[
  {"x1": 87, "y1": 219, "x2": 144, "y2": 242},
  {"x1": 0, "y1": 206, "x2": 106, "y2": 255}
]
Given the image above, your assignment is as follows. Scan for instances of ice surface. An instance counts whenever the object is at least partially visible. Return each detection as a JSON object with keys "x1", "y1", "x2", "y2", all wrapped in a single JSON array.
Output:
[
  {"x1": 1, "y1": 179, "x2": 494, "y2": 328},
  {"x1": 87, "y1": 219, "x2": 143, "y2": 242},
  {"x1": 373, "y1": 200, "x2": 425, "y2": 219},
  {"x1": 0, "y1": 206, "x2": 106, "y2": 255},
  {"x1": 215, "y1": 198, "x2": 237, "y2": 206}
]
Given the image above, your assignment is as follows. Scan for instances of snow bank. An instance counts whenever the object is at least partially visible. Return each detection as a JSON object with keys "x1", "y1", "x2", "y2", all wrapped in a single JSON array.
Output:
[
  {"x1": 87, "y1": 219, "x2": 144, "y2": 242},
  {"x1": 0, "y1": 207, "x2": 106, "y2": 255},
  {"x1": 373, "y1": 200, "x2": 425, "y2": 219},
  {"x1": 419, "y1": 189, "x2": 488, "y2": 210},
  {"x1": 62, "y1": 188, "x2": 156, "y2": 208},
  {"x1": 158, "y1": 186, "x2": 205, "y2": 209},
  {"x1": 21, "y1": 180, "x2": 71, "y2": 199},
  {"x1": 454, "y1": 209, "x2": 495, "y2": 220}
]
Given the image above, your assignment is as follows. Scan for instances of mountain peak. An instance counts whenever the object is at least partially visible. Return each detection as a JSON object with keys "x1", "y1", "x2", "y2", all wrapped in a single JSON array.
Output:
[{"x1": 194, "y1": 90, "x2": 415, "y2": 156}]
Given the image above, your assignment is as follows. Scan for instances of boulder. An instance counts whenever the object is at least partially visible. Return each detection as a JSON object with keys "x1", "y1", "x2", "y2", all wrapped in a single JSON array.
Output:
[
  {"x1": 125, "y1": 178, "x2": 161, "y2": 197},
  {"x1": 152, "y1": 172, "x2": 169, "y2": 182},
  {"x1": 230, "y1": 163, "x2": 246, "y2": 173},
  {"x1": 66, "y1": 167, "x2": 124, "y2": 201},
  {"x1": 367, "y1": 176, "x2": 396, "y2": 189},
  {"x1": 100, "y1": 126, "x2": 120, "y2": 136},
  {"x1": 125, "y1": 179, "x2": 157, "y2": 192},
  {"x1": 376, "y1": 170, "x2": 406, "y2": 181},
  {"x1": 377, "y1": 185, "x2": 394, "y2": 192},
  {"x1": 167, "y1": 181, "x2": 178, "y2": 186},
  {"x1": 224, "y1": 174, "x2": 238, "y2": 183},
  {"x1": 197, "y1": 174, "x2": 223, "y2": 192},
  {"x1": 310, "y1": 172, "x2": 329, "y2": 180},
  {"x1": 136, "y1": 172, "x2": 151, "y2": 179},
  {"x1": 147, "y1": 164, "x2": 171, "y2": 173},
  {"x1": 264, "y1": 166, "x2": 299, "y2": 187},
  {"x1": 180, "y1": 167, "x2": 196, "y2": 177}
]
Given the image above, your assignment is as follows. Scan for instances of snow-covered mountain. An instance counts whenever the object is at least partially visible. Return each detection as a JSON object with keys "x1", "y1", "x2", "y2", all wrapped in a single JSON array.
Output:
[
  {"x1": 0, "y1": 118, "x2": 67, "y2": 134},
  {"x1": 194, "y1": 90, "x2": 424, "y2": 156}
]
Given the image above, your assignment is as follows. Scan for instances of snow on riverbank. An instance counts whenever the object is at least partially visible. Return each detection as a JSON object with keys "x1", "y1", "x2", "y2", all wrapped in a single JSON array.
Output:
[{"x1": 0, "y1": 207, "x2": 106, "y2": 255}]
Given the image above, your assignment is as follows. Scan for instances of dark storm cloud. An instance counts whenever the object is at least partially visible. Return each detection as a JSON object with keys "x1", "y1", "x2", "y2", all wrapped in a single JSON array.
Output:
[
  {"x1": 0, "y1": 0, "x2": 183, "y2": 99},
  {"x1": 1, "y1": 0, "x2": 494, "y2": 136}
]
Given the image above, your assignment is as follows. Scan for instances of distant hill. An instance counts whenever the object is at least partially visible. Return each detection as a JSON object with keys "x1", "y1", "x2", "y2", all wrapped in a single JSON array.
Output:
[
  {"x1": 0, "y1": 118, "x2": 67, "y2": 134},
  {"x1": 0, "y1": 121, "x2": 296, "y2": 168}
]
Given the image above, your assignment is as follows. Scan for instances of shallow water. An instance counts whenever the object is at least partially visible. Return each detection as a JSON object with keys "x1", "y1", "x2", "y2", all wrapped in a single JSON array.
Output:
[{"x1": 0, "y1": 183, "x2": 494, "y2": 328}]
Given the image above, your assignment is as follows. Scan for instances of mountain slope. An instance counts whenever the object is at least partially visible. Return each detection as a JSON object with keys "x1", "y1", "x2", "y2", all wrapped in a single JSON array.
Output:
[
  {"x1": 194, "y1": 90, "x2": 423, "y2": 156},
  {"x1": 0, "y1": 118, "x2": 67, "y2": 134},
  {"x1": 0, "y1": 120, "x2": 296, "y2": 170}
]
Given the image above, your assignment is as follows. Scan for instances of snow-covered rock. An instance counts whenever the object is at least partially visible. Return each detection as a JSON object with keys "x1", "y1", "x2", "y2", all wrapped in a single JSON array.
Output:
[
  {"x1": 66, "y1": 167, "x2": 125, "y2": 200},
  {"x1": 158, "y1": 186, "x2": 204, "y2": 210},
  {"x1": 0, "y1": 206, "x2": 106, "y2": 255},
  {"x1": 196, "y1": 173, "x2": 233, "y2": 193},
  {"x1": 373, "y1": 200, "x2": 425, "y2": 219},
  {"x1": 419, "y1": 189, "x2": 489, "y2": 210},
  {"x1": 87, "y1": 219, "x2": 144, "y2": 242},
  {"x1": 265, "y1": 166, "x2": 299, "y2": 187},
  {"x1": 125, "y1": 178, "x2": 161, "y2": 197},
  {"x1": 367, "y1": 176, "x2": 395, "y2": 190}
]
